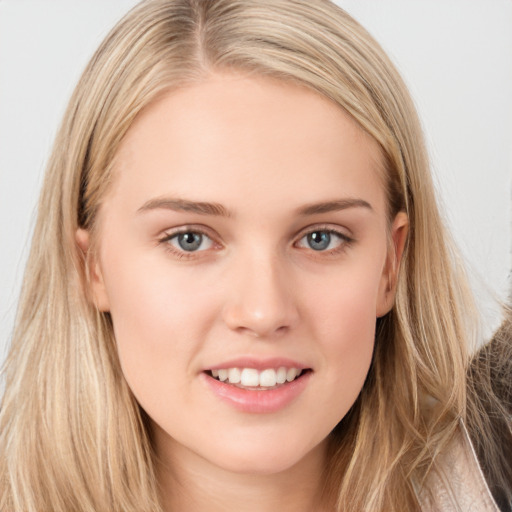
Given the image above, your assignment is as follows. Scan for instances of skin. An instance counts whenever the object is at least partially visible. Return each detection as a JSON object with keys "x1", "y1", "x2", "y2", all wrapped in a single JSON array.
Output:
[{"x1": 77, "y1": 72, "x2": 408, "y2": 512}]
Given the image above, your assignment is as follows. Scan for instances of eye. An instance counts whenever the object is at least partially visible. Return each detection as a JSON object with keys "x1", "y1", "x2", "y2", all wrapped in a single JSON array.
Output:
[
  {"x1": 163, "y1": 230, "x2": 215, "y2": 253},
  {"x1": 296, "y1": 229, "x2": 350, "y2": 252}
]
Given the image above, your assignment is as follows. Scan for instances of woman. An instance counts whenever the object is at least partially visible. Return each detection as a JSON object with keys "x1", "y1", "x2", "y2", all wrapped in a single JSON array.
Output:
[{"x1": 0, "y1": 1, "x2": 510, "y2": 510}]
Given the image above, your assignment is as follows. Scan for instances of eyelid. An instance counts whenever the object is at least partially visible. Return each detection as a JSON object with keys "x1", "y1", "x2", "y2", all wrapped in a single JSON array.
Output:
[
  {"x1": 294, "y1": 223, "x2": 353, "y2": 242},
  {"x1": 158, "y1": 225, "x2": 222, "y2": 258},
  {"x1": 157, "y1": 223, "x2": 353, "y2": 259},
  {"x1": 159, "y1": 224, "x2": 218, "y2": 239},
  {"x1": 293, "y1": 224, "x2": 354, "y2": 253}
]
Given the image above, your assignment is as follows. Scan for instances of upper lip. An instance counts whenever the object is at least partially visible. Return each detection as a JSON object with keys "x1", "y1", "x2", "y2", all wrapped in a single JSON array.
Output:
[{"x1": 205, "y1": 357, "x2": 311, "y2": 372}]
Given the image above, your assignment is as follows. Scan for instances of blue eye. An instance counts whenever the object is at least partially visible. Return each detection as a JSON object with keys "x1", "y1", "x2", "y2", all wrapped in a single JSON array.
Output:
[
  {"x1": 166, "y1": 231, "x2": 214, "y2": 252},
  {"x1": 307, "y1": 231, "x2": 331, "y2": 251},
  {"x1": 297, "y1": 229, "x2": 348, "y2": 252},
  {"x1": 177, "y1": 232, "x2": 202, "y2": 251}
]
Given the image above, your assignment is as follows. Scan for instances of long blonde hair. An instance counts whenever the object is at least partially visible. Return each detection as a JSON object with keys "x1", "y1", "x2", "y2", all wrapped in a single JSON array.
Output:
[{"x1": 0, "y1": 1, "x2": 481, "y2": 510}]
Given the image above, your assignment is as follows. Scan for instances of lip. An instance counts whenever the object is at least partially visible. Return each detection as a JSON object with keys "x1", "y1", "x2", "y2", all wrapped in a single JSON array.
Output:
[
  {"x1": 201, "y1": 367, "x2": 312, "y2": 414},
  {"x1": 204, "y1": 357, "x2": 309, "y2": 372}
]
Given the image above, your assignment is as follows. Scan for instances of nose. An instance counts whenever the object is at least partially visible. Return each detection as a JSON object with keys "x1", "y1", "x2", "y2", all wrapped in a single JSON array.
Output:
[{"x1": 222, "y1": 252, "x2": 300, "y2": 338}]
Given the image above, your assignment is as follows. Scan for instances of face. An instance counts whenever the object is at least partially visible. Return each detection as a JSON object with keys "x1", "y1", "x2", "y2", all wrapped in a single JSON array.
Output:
[{"x1": 78, "y1": 73, "x2": 407, "y2": 476}]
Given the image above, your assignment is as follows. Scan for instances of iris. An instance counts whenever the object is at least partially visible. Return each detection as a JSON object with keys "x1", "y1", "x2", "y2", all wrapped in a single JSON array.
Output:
[
  {"x1": 307, "y1": 231, "x2": 331, "y2": 251},
  {"x1": 177, "y1": 232, "x2": 203, "y2": 251}
]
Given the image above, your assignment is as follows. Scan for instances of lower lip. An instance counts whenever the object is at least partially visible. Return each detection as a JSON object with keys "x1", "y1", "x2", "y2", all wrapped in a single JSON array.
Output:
[{"x1": 201, "y1": 371, "x2": 311, "y2": 413}]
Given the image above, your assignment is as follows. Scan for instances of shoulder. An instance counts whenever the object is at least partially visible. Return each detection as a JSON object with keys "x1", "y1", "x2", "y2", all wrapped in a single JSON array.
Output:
[{"x1": 417, "y1": 422, "x2": 502, "y2": 512}]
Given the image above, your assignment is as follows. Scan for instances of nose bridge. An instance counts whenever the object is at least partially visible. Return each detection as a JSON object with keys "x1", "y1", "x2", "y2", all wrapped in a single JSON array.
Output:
[{"x1": 222, "y1": 245, "x2": 299, "y2": 337}]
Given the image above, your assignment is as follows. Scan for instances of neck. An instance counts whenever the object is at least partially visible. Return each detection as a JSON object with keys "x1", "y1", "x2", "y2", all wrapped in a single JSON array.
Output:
[{"x1": 155, "y1": 432, "x2": 332, "y2": 512}]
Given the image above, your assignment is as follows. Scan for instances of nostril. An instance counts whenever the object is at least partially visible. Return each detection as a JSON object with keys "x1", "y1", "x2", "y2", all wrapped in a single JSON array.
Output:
[{"x1": 231, "y1": 324, "x2": 291, "y2": 339}]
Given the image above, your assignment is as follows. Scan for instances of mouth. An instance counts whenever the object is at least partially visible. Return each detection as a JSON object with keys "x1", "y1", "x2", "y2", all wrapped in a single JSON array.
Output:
[
  {"x1": 201, "y1": 358, "x2": 313, "y2": 413},
  {"x1": 204, "y1": 366, "x2": 312, "y2": 391}
]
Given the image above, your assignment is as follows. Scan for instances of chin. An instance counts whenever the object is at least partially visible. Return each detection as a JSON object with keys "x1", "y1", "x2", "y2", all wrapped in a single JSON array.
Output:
[{"x1": 202, "y1": 432, "x2": 326, "y2": 476}]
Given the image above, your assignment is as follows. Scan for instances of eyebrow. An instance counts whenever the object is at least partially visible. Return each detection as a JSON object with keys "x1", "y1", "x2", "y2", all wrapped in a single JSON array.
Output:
[
  {"x1": 137, "y1": 197, "x2": 232, "y2": 217},
  {"x1": 137, "y1": 196, "x2": 373, "y2": 217},
  {"x1": 296, "y1": 198, "x2": 373, "y2": 215}
]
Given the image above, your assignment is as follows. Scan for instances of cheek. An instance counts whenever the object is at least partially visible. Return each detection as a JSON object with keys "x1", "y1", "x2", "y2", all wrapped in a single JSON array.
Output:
[
  {"x1": 305, "y1": 261, "x2": 382, "y2": 344},
  {"x1": 302, "y1": 262, "x2": 383, "y2": 403},
  {"x1": 99, "y1": 251, "x2": 221, "y2": 400}
]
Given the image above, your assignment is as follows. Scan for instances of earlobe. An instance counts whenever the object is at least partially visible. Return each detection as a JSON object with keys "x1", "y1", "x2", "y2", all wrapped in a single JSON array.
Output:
[
  {"x1": 376, "y1": 212, "x2": 409, "y2": 317},
  {"x1": 75, "y1": 228, "x2": 110, "y2": 312}
]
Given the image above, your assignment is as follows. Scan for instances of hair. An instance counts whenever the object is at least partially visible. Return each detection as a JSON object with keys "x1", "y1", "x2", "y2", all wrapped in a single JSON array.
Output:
[{"x1": 0, "y1": 1, "x2": 507, "y2": 511}]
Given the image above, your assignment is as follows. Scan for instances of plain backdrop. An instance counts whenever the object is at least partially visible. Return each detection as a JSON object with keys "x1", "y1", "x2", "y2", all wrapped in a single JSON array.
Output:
[{"x1": 1, "y1": 0, "x2": 511, "y2": 364}]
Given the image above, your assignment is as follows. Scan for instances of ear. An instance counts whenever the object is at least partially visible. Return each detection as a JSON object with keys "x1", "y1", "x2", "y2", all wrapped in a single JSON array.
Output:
[
  {"x1": 75, "y1": 228, "x2": 110, "y2": 311},
  {"x1": 376, "y1": 212, "x2": 408, "y2": 318}
]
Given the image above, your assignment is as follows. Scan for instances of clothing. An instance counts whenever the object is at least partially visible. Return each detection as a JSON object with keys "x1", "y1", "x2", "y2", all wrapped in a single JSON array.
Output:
[{"x1": 417, "y1": 422, "x2": 501, "y2": 512}]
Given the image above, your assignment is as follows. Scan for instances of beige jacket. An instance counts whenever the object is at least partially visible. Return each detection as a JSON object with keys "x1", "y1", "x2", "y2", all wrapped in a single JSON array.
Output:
[{"x1": 417, "y1": 422, "x2": 501, "y2": 512}]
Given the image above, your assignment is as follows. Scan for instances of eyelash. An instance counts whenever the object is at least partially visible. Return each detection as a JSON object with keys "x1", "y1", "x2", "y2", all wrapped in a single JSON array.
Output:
[
  {"x1": 294, "y1": 225, "x2": 354, "y2": 256},
  {"x1": 159, "y1": 227, "x2": 218, "y2": 260},
  {"x1": 158, "y1": 225, "x2": 354, "y2": 259}
]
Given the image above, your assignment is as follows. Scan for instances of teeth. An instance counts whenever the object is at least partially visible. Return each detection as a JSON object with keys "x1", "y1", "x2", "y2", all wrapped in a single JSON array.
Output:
[
  {"x1": 286, "y1": 368, "x2": 298, "y2": 382},
  {"x1": 259, "y1": 368, "x2": 277, "y2": 387},
  {"x1": 209, "y1": 366, "x2": 304, "y2": 387},
  {"x1": 227, "y1": 367, "x2": 241, "y2": 384},
  {"x1": 276, "y1": 366, "x2": 287, "y2": 384},
  {"x1": 240, "y1": 368, "x2": 259, "y2": 387}
]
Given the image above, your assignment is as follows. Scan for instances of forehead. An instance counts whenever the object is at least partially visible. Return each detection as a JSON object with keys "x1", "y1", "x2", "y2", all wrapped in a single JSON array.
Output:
[{"x1": 108, "y1": 72, "x2": 387, "y2": 217}]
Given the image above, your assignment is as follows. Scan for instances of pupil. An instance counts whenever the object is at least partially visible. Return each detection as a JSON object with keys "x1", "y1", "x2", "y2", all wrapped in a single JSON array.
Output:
[
  {"x1": 308, "y1": 231, "x2": 330, "y2": 251},
  {"x1": 178, "y1": 232, "x2": 202, "y2": 251}
]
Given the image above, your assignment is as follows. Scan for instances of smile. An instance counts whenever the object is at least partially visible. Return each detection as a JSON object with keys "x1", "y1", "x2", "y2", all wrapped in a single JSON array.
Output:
[
  {"x1": 208, "y1": 367, "x2": 304, "y2": 389},
  {"x1": 202, "y1": 364, "x2": 312, "y2": 413}
]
